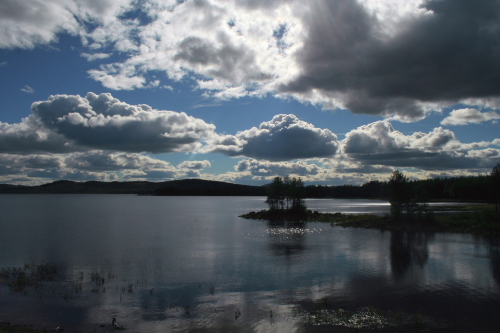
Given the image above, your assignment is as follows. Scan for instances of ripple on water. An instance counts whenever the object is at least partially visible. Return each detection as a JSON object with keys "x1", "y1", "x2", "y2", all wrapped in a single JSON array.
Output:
[{"x1": 267, "y1": 227, "x2": 323, "y2": 237}]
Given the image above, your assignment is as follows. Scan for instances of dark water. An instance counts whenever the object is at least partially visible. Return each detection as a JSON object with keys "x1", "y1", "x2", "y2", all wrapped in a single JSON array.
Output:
[{"x1": 0, "y1": 195, "x2": 498, "y2": 332}]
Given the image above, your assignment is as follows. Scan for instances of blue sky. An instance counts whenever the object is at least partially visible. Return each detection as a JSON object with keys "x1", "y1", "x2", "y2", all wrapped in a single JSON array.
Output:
[{"x1": 0, "y1": 0, "x2": 499, "y2": 186}]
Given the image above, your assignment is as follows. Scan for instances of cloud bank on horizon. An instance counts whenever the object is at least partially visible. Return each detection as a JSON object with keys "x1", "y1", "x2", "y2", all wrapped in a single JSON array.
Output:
[
  {"x1": 0, "y1": 92, "x2": 498, "y2": 184},
  {"x1": 0, "y1": 0, "x2": 499, "y2": 185}
]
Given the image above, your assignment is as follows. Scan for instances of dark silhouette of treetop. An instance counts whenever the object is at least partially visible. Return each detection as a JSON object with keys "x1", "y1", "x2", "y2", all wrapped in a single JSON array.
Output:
[
  {"x1": 493, "y1": 163, "x2": 500, "y2": 178},
  {"x1": 388, "y1": 169, "x2": 411, "y2": 218},
  {"x1": 265, "y1": 176, "x2": 284, "y2": 210},
  {"x1": 266, "y1": 176, "x2": 306, "y2": 213},
  {"x1": 491, "y1": 162, "x2": 500, "y2": 213}
]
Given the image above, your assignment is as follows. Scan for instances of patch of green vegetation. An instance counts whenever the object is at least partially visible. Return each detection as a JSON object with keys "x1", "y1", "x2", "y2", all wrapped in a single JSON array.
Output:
[
  {"x1": 0, "y1": 323, "x2": 51, "y2": 333},
  {"x1": 434, "y1": 204, "x2": 500, "y2": 235}
]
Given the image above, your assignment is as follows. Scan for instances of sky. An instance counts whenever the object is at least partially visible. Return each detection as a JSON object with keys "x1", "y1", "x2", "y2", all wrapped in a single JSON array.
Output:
[{"x1": 0, "y1": 0, "x2": 499, "y2": 186}]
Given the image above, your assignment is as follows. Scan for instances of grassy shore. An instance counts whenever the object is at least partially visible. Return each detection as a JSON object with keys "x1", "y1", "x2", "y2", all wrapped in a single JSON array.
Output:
[{"x1": 240, "y1": 204, "x2": 500, "y2": 236}]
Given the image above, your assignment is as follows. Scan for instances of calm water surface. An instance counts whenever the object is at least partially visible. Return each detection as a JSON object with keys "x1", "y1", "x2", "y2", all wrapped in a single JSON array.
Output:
[{"x1": 0, "y1": 195, "x2": 499, "y2": 332}]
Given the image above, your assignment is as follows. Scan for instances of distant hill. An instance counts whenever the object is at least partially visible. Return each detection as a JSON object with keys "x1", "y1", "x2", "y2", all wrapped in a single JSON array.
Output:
[
  {"x1": 0, "y1": 179, "x2": 267, "y2": 196},
  {"x1": 154, "y1": 179, "x2": 267, "y2": 196},
  {"x1": 0, "y1": 183, "x2": 28, "y2": 191}
]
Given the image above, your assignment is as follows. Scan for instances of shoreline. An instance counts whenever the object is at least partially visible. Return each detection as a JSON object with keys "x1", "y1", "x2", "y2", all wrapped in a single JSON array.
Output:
[{"x1": 239, "y1": 204, "x2": 500, "y2": 236}]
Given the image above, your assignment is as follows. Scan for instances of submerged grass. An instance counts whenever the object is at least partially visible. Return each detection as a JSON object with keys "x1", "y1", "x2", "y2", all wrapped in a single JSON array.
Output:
[
  {"x1": 0, "y1": 260, "x2": 480, "y2": 332},
  {"x1": 0, "y1": 264, "x2": 138, "y2": 332},
  {"x1": 0, "y1": 263, "x2": 58, "y2": 293},
  {"x1": 0, "y1": 323, "x2": 54, "y2": 333},
  {"x1": 289, "y1": 301, "x2": 435, "y2": 331},
  {"x1": 432, "y1": 204, "x2": 500, "y2": 235}
]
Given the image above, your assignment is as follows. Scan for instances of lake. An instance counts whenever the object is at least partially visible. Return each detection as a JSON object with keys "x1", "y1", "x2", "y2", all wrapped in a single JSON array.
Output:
[{"x1": 0, "y1": 195, "x2": 499, "y2": 332}]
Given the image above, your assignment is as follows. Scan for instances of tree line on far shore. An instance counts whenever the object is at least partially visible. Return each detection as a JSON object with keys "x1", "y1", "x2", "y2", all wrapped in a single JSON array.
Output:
[
  {"x1": 265, "y1": 163, "x2": 500, "y2": 219},
  {"x1": 304, "y1": 163, "x2": 500, "y2": 204},
  {"x1": 387, "y1": 163, "x2": 500, "y2": 221}
]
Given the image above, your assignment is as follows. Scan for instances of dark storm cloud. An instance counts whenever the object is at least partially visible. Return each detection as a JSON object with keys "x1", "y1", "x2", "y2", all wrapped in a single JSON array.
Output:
[
  {"x1": 280, "y1": 0, "x2": 500, "y2": 120},
  {"x1": 22, "y1": 155, "x2": 63, "y2": 169},
  {"x1": 0, "y1": 165, "x2": 22, "y2": 176},
  {"x1": 206, "y1": 114, "x2": 339, "y2": 161}
]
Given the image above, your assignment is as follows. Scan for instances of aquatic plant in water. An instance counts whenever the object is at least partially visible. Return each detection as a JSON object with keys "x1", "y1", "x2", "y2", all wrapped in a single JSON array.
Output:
[
  {"x1": 0, "y1": 263, "x2": 58, "y2": 293},
  {"x1": 289, "y1": 304, "x2": 434, "y2": 331}
]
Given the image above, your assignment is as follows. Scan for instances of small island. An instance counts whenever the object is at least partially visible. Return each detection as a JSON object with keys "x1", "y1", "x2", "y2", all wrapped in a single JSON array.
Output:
[{"x1": 240, "y1": 167, "x2": 500, "y2": 237}]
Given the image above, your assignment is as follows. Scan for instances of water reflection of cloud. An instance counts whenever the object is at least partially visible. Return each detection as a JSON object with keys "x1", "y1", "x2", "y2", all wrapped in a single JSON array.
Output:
[
  {"x1": 2, "y1": 196, "x2": 500, "y2": 332},
  {"x1": 426, "y1": 235, "x2": 498, "y2": 289}
]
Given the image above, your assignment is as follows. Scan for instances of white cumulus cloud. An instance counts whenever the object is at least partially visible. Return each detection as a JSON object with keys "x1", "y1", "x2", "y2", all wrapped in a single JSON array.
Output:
[
  {"x1": 205, "y1": 114, "x2": 339, "y2": 161},
  {"x1": 0, "y1": 92, "x2": 216, "y2": 154},
  {"x1": 235, "y1": 159, "x2": 321, "y2": 176},
  {"x1": 441, "y1": 108, "x2": 500, "y2": 125},
  {"x1": 342, "y1": 121, "x2": 499, "y2": 170},
  {"x1": 178, "y1": 160, "x2": 211, "y2": 170}
]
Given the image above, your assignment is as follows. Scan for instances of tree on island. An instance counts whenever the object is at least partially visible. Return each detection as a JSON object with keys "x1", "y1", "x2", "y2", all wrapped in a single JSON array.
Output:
[
  {"x1": 388, "y1": 170, "x2": 411, "y2": 219},
  {"x1": 266, "y1": 176, "x2": 306, "y2": 213},
  {"x1": 265, "y1": 176, "x2": 284, "y2": 210},
  {"x1": 388, "y1": 169, "x2": 434, "y2": 222},
  {"x1": 492, "y1": 162, "x2": 500, "y2": 214}
]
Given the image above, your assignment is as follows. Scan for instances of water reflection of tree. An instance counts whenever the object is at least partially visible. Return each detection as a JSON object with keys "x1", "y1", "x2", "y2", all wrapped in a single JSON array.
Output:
[
  {"x1": 390, "y1": 231, "x2": 430, "y2": 279},
  {"x1": 487, "y1": 237, "x2": 500, "y2": 286},
  {"x1": 267, "y1": 220, "x2": 307, "y2": 257}
]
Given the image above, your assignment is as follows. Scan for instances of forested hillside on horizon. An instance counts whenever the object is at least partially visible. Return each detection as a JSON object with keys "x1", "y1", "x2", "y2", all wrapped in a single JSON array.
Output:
[
  {"x1": 306, "y1": 174, "x2": 495, "y2": 202},
  {"x1": 0, "y1": 169, "x2": 498, "y2": 203}
]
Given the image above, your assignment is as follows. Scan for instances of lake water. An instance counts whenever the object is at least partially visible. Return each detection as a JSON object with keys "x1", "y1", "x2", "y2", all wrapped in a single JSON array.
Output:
[{"x1": 0, "y1": 195, "x2": 499, "y2": 332}]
